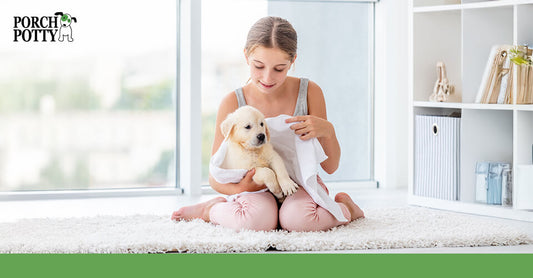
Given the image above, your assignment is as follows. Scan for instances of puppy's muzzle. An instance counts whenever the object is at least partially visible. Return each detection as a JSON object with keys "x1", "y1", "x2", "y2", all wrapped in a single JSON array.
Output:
[{"x1": 256, "y1": 133, "x2": 266, "y2": 145}]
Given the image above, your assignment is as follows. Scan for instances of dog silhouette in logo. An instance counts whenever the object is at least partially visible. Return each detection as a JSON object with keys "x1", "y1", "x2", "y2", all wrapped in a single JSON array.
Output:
[{"x1": 54, "y1": 12, "x2": 77, "y2": 42}]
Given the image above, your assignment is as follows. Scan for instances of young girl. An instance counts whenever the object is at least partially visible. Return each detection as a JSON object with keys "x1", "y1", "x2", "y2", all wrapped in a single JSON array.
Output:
[{"x1": 171, "y1": 16, "x2": 364, "y2": 232}]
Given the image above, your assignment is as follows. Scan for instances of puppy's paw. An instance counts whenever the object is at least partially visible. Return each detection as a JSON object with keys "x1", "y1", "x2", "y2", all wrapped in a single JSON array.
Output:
[
  {"x1": 272, "y1": 191, "x2": 284, "y2": 200},
  {"x1": 267, "y1": 183, "x2": 285, "y2": 201},
  {"x1": 265, "y1": 180, "x2": 282, "y2": 195},
  {"x1": 279, "y1": 178, "x2": 298, "y2": 196}
]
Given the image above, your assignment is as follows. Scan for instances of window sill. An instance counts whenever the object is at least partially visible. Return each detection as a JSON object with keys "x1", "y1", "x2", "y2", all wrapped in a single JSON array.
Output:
[{"x1": 0, "y1": 187, "x2": 183, "y2": 201}]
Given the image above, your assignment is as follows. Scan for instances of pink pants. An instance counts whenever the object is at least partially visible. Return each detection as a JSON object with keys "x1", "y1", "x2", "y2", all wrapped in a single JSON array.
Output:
[{"x1": 209, "y1": 180, "x2": 351, "y2": 232}]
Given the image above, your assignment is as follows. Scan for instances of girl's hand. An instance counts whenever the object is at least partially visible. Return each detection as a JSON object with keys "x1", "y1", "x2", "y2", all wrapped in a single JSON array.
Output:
[
  {"x1": 236, "y1": 168, "x2": 267, "y2": 193},
  {"x1": 285, "y1": 115, "x2": 334, "y2": 140}
]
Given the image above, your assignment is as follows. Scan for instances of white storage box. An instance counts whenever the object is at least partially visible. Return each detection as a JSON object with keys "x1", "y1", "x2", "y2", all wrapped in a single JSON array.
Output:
[
  {"x1": 414, "y1": 115, "x2": 460, "y2": 200},
  {"x1": 514, "y1": 165, "x2": 533, "y2": 210}
]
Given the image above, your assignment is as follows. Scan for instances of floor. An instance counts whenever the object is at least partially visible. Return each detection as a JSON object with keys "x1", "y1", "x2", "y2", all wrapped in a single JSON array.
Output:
[{"x1": 1, "y1": 185, "x2": 532, "y2": 253}]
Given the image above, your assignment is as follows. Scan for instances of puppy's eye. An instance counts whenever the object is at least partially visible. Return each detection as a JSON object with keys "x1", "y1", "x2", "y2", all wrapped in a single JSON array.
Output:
[
  {"x1": 245, "y1": 124, "x2": 251, "y2": 130},
  {"x1": 260, "y1": 122, "x2": 264, "y2": 127}
]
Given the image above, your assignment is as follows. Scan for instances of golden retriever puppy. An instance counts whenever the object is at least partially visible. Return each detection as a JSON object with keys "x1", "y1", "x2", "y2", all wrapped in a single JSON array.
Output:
[{"x1": 220, "y1": 106, "x2": 298, "y2": 199}]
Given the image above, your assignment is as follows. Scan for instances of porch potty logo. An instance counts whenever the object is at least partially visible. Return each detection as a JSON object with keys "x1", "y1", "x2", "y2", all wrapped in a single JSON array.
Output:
[{"x1": 13, "y1": 12, "x2": 77, "y2": 42}]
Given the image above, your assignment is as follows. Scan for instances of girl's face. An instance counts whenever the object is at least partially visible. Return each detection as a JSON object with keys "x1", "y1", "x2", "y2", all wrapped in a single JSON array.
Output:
[{"x1": 246, "y1": 46, "x2": 294, "y2": 94}]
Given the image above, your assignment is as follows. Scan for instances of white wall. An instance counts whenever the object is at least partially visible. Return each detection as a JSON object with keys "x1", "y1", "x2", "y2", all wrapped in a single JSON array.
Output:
[{"x1": 374, "y1": 0, "x2": 409, "y2": 189}]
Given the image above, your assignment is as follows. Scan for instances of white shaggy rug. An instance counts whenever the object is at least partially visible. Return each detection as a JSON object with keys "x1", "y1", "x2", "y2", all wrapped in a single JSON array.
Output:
[{"x1": 0, "y1": 207, "x2": 530, "y2": 253}]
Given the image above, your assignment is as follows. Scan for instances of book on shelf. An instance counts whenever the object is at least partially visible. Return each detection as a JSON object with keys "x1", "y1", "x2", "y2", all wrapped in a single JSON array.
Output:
[
  {"x1": 475, "y1": 45, "x2": 533, "y2": 104},
  {"x1": 516, "y1": 61, "x2": 533, "y2": 104}
]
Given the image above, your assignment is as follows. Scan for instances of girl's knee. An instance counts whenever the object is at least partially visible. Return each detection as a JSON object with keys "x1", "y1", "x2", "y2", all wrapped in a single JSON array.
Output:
[
  {"x1": 236, "y1": 205, "x2": 278, "y2": 231},
  {"x1": 279, "y1": 199, "x2": 318, "y2": 232},
  {"x1": 279, "y1": 194, "x2": 345, "y2": 232},
  {"x1": 232, "y1": 193, "x2": 279, "y2": 231}
]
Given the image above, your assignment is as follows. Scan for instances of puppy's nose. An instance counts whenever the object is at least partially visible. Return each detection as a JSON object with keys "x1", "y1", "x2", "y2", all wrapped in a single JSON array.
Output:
[{"x1": 257, "y1": 133, "x2": 265, "y2": 142}]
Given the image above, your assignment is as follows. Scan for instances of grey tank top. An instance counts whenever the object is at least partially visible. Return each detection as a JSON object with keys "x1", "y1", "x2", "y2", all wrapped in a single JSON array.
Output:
[{"x1": 234, "y1": 78, "x2": 309, "y2": 116}]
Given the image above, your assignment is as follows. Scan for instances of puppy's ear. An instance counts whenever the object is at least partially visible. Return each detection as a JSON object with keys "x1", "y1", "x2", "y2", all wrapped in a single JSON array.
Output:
[
  {"x1": 265, "y1": 122, "x2": 270, "y2": 142},
  {"x1": 220, "y1": 115, "x2": 234, "y2": 139}
]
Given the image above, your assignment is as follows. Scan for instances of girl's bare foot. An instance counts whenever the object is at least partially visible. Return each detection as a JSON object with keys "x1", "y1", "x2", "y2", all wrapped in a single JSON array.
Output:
[
  {"x1": 171, "y1": 197, "x2": 226, "y2": 222},
  {"x1": 335, "y1": 192, "x2": 364, "y2": 221}
]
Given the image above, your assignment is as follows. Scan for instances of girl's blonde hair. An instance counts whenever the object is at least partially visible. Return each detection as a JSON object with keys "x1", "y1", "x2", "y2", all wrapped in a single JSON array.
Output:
[{"x1": 244, "y1": 16, "x2": 297, "y2": 61}]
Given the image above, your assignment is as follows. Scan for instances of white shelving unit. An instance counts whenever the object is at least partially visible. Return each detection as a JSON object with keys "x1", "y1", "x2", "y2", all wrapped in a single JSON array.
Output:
[{"x1": 408, "y1": 0, "x2": 533, "y2": 221}]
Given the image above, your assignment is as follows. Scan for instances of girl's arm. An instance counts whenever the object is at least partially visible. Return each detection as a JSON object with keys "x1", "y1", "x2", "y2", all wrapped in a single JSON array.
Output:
[
  {"x1": 209, "y1": 169, "x2": 265, "y2": 195},
  {"x1": 209, "y1": 92, "x2": 267, "y2": 195},
  {"x1": 285, "y1": 81, "x2": 341, "y2": 174}
]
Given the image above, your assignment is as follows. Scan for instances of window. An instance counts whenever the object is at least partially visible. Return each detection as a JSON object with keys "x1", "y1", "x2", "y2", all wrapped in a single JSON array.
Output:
[
  {"x1": 0, "y1": 0, "x2": 178, "y2": 191},
  {"x1": 201, "y1": 0, "x2": 374, "y2": 183}
]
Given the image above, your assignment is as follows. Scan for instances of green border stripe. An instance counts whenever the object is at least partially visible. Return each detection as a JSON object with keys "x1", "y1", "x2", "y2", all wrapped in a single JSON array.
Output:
[{"x1": 1, "y1": 254, "x2": 532, "y2": 277}]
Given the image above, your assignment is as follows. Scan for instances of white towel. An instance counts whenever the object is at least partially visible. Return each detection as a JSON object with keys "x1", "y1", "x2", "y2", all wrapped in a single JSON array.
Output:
[
  {"x1": 209, "y1": 140, "x2": 248, "y2": 184},
  {"x1": 209, "y1": 114, "x2": 348, "y2": 222}
]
